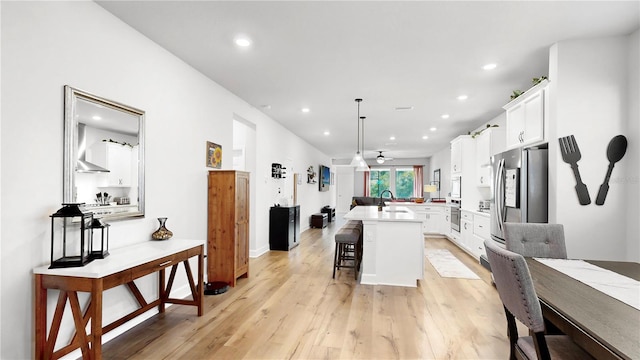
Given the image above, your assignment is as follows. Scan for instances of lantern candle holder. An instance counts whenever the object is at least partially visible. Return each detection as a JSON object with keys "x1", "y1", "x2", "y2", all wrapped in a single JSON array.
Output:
[
  {"x1": 49, "y1": 203, "x2": 94, "y2": 269},
  {"x1": 90, "y1": 218, "x2": 110, "y2": 259}
]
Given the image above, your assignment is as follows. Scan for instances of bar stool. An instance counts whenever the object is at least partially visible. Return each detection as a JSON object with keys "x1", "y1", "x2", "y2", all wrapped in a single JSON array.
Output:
[{"x1": 333, "y1": 221, "x2": 363, "y2": 280}]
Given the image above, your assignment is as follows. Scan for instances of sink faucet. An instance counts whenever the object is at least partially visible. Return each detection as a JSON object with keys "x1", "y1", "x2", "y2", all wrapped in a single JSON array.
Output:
[{"x1": 378, "y1": 190, "x2": 395, "y2": 211}]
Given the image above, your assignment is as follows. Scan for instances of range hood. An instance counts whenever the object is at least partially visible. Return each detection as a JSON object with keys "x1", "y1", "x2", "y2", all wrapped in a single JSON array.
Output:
[{"x1": 77, "y1": 123, "x2": 110, "y2": 173}]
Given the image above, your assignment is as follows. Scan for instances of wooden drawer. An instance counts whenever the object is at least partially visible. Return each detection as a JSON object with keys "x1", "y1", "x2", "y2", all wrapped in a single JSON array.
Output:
[
  {"x1": 461, "y1": 211, "x2": 473, "y2": 221},
  {"x1": 473, "y1": 215, "x2": 490, "y2": 240},
  {"x1": 130, "y1": 253, "x2": 182, "y2": 280}
]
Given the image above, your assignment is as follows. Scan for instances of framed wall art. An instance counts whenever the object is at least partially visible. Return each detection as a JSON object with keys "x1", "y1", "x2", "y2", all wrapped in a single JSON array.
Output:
[{"x1": 206, "y1": 141, "x2": 222, "y2": 169}]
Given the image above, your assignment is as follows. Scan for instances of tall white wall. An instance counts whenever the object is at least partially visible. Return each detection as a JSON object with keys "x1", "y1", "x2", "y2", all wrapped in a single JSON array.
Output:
[
  {"x1": 428, "y1": 148, "x2": 452, "y2": 199},
  {"x1": 0, "y1": 2, "x2": 333, "y2": 358},
  {"x1": 625, "y1": 29, "x2": 639, "y2": 260},
  {"x1": 548, "y1": 33, "x2": 639, "y2": 261}
]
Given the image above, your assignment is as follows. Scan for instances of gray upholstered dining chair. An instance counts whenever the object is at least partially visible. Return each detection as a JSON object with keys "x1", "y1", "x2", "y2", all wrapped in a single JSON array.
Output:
[
  {"x1": 503, "y1": 223, "x2": 567, "y2": 259},
  {"x1": 484, "y1": 240, "x2": 593, "y2": 360}
]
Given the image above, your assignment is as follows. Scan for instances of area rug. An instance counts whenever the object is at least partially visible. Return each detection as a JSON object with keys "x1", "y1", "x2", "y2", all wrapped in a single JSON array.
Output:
[{"x1": 426, "y1": 249, "x2": 481, "y2": 280}]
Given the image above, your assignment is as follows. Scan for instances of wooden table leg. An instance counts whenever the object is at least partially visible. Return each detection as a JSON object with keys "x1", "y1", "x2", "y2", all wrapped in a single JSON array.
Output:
[
  {"x1": 34, "y1": 275, "x2": 46, "y2": 360},
  {"x1": 159, "y1": 266, "x2": 166, "y2": 313},
  {"x1": 198, "y1": 249, "x2": 204, "y2": 316},
  {"x1": 91, "y1": 279, "x2": 103, "y2": 360}
]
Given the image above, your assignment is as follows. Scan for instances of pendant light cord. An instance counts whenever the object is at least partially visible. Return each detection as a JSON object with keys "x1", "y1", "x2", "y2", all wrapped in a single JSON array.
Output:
[
  {"x1": 355, "y1": 99, "x2": 362, "y2": 153},
  {"x1": 361, "y1": 116, "x2": 366, "y2": 157}
]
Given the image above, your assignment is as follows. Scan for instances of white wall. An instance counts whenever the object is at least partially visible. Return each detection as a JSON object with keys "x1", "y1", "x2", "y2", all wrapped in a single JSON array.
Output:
[
  {"x1": 0, "y1": 2, "x2": 333, "y2": 358},
  {"x1": 428, "y1": 148, "x2": 451, "y2": 199},
  {"x1": 625, "y1": 29, "x2": 639, "y2": 260},
  {"x1": 548, "y1": 33, "x2": 639, "y2": 261}
]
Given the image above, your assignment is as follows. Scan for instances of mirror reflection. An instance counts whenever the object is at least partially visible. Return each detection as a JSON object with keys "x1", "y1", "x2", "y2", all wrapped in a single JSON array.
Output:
[{"x1": 64, "y1": 86, "x2": 145, "y2": 220}]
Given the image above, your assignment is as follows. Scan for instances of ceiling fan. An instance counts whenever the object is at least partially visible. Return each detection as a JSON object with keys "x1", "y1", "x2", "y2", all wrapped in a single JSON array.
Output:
[{"x1": 375, "y1": 151, "x2": 394, "y2": 164}]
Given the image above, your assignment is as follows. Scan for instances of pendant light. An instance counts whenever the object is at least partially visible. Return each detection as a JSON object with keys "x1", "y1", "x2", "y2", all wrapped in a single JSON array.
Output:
[
  {"x1": 356, "y1": 115, "x2": 370, "y2": 171},
  {"x1": 349, "y1": 99, "x2": 363, "y2": 167}
]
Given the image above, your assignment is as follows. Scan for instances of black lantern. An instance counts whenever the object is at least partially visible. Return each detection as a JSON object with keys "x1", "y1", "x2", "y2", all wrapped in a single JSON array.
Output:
[
  {"x1": 49, "y1": 203, "x2": 94, "y2": 268},
  {"x1": 89, "y1": 218, "x2": 110, "y2": 259}
]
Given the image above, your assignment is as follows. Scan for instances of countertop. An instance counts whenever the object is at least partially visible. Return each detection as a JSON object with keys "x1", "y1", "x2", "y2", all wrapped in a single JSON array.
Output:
[
  {"x1": 381, "y1": 201, "x2": 492, "y2": 217},
  {"x1": 344, "y1": 205, "x2": 422, "y2": 222},
  {"x1": 34, "y1": 239, "x2": 205, "y2": 278},
  {"x1": 384, "y1": 201, "x2": 448, "y2": 207}
]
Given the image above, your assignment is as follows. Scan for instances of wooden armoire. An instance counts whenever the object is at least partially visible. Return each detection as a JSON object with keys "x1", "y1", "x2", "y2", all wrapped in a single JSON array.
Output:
[{"x1": 207, "y1": 170, "x2": 250, "y2": 287}]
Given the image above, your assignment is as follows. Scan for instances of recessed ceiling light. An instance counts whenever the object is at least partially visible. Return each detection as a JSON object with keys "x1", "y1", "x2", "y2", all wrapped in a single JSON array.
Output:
[
  {"x1": 234, "y1": 37, "x2": 252, "y2": 47},
  {"x1": 457, "y1": 95, "x2": 468, "y2": 101},
  {"x1": 395, "y1": 106, "x2": 414, "y2": 111},
  {"x1": 441, "y1": 114, "x2": 450, "y2": 119},
  {"x1": 430, "y1": 127, "x2": 437, "y2": 132},
  {"x1": 389, "y1": 136, "x2": 396, "y2": 140},
  {"x1": 92, "y1": 115, "x2": 102, "y2": 121},
  {"x1": 323, "y1": 131, "x2": 330, "y2": 136},
  {"x1": 301, "y1": 107, "x2": 310, "y2": 113},
  {"x1": 422, "y1": 135, "x2": 429, "y2": 140},
  {"x1": 483, "y1": 63, "x2": 497, "y2": 70}
]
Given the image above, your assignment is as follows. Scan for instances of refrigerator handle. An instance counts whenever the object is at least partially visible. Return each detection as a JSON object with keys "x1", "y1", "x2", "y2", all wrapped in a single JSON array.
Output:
[{"x1": 495, "y1": 159, "x2": 505, "y2": 233}]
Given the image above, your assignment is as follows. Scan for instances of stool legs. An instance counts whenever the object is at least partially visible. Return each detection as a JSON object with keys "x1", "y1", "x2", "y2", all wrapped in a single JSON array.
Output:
[{"x1": 333, "y1": 240, "x2": 362, "y2": 280}]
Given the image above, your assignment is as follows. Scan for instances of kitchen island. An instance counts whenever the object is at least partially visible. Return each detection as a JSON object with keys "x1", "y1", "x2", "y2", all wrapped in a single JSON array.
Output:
[{"x1": 344, "y1": 205, "x2": 424, "y2": 287}]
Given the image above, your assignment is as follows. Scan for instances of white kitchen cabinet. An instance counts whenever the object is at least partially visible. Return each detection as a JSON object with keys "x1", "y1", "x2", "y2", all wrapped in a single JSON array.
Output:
[
  {"x1": 461, "y1": 217, "x2": 473, "y2": 254},
  {"x1": 504, "y1": 79, "x2": 548, "y2": 150},
  {"x1": 411, "y1": 204, "x2": 445, "y2": 235},
  {"x1": 89, "y1": 142, "x2": 133, "y2": 187},
  {"x1": 424, "y1": 205, "x2": 444, "y2": 234},
  {"x1": 475, "y1": 127, "x2": 505, "y2": 187},
  {"x1": 450, "y1": 135, "x2": 478, "y2": 210},
  {"x1": 451, "y1": 138, "x2": 463, "y2": 175},
  {"x1": 443, "y1": 206, "x2": 452, "y2": 237},
  {"x1": 471, "y1": 214, "x2": 490, "y2": 259}
]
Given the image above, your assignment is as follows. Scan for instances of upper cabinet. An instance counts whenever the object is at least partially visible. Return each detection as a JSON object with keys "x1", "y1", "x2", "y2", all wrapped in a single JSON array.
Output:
[
  {"x1": 475, "y1": 127, "x2": 505, "y2": 187},
  {"x1": 503, "y1": 79, "x2": 549, "y2": 149},
  {"x1": 450, "y1": 136, "x2": 466, "y2": 175},
  {"x1": 450, "y1": 135, "x2": 479, "y2": 210}
]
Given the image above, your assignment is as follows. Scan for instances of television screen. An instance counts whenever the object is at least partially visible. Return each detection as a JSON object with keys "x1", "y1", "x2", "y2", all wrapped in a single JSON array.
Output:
[{"x1": 319, "y1": 165, "x2": 330, "y2": 191}]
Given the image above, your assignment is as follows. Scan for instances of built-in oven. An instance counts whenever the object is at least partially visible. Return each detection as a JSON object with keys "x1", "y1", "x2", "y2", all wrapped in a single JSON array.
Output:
[{"x1": 450, "y1": 204, "x2": 461, "y2": 233}]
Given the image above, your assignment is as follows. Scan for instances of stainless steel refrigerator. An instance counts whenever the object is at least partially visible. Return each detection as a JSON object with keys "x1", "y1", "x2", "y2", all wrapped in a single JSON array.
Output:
[{"x1": 490, "y1": 145, "x2": 548, "y2": 244}]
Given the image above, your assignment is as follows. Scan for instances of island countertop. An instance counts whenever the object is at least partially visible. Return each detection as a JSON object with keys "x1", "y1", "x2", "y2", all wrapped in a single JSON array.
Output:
[{"x1": 344, "y1": 205, "x2": 422, "y2": 222}]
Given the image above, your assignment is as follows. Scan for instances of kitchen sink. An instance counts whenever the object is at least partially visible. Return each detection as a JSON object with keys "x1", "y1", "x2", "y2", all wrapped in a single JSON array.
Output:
[{"x1": 384, "y1": 208, "x2": 408, "y2": 213}]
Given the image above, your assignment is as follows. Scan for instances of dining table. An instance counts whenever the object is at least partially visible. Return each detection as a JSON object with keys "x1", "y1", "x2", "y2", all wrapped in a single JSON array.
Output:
[{"x1": 525, "y1": 258, "x2": 640, "y2": 360}]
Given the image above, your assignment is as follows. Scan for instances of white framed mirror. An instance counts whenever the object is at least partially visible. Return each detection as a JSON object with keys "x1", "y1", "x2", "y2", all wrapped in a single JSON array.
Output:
[{"x1": 63, "y1": 86, "x2": 145, "y2": 220}]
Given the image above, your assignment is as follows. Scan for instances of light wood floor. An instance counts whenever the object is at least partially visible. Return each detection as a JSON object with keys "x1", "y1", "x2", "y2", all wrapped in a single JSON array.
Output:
[{"x1": 103, "y1": 219, "x2": 515, "y2": 359}]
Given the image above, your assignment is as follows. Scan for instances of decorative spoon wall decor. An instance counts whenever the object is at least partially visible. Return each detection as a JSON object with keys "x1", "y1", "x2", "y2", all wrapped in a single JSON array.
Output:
[{"x1": 595, "y1": 135, "x2": 627, "y2": 205}]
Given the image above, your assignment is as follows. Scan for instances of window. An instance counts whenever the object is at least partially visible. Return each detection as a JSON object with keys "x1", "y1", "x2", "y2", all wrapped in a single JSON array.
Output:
[
  {"x1": 369, "y1": 169, "x2": 390, "y2": 197},
  {"x1": 395, "y1": 168, "x2": 415, "y2": 198},
  {"x1": 368, "y1": 167, "x2": 417, "y2": 199}
]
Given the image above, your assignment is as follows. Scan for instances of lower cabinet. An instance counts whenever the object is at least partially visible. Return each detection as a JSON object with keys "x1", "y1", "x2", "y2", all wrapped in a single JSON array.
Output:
[
  {"x1": 471, "y1": 214, "x2": 491, "y2": 259},
  {"x1": 443, "y1": 206, "x2": 452, "y2": 237},
  {"x1": 449, "y1": 210, "x2": 485, "y2": 261},
  {"x1": 424, "y1": 206, "x2": 444, "y2": 234},
  {"x1": 461, "y1": 218, "x2": 474, "y2": 254}
]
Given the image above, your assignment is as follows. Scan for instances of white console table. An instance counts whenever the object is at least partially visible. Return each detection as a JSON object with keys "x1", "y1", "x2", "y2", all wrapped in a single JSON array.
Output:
[{"x1": 33, "y1": 239, "x2": 205, "y2": 360}]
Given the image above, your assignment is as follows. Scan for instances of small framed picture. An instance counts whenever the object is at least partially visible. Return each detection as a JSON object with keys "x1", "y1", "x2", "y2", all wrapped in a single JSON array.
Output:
[{"x1": 206, "y1": 141, "x2": 222, "y2": 169}]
